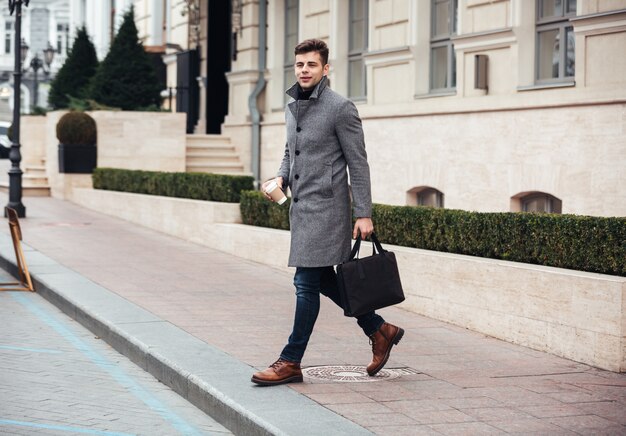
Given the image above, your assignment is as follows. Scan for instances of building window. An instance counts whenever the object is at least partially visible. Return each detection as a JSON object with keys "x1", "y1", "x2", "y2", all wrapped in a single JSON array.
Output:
[
  {"x1": 407, "y1": 186, "x2": 445, "y2": 208},
  {"x1": 536, "y1": 0, "x2": 576, "y2": 83},
  {"x1": 348, "y1": 0, "x2": 368, "y2": 100},
  {"x1": 430, "y1": 0, "x2": 457, "y2": 92},
  {"x1": 512, "y1": 192, "x2": 562, "y2": 214},
  {"x1": 5, "y1": 22, "x2": 13, "y2": 55},
  {"x1": 56, "y1": 23, "x2": 69, "y2": 56},
  {"x1": 284, "y1": 0, "x2": 299, "y2": 102}
]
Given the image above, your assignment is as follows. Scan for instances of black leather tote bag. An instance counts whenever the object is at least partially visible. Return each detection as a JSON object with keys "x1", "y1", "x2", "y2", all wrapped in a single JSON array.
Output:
[{"x1": 336, "y1": 232, "x2": 405, "y2": 317}]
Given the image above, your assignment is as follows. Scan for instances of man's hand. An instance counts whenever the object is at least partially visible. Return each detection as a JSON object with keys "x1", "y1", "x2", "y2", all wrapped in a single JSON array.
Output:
[
  {"x1": 353, "y1": 217, "x2": 374, "y2": 240},
  {"x1": 261, "y1": 177, "x2": 284, "y2": 201}
]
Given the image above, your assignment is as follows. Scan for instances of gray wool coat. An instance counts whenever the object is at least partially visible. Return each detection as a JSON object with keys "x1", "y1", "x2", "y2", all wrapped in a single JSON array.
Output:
[{"x1": 277, "y1": 77, "x2": 372, "y2": 267}]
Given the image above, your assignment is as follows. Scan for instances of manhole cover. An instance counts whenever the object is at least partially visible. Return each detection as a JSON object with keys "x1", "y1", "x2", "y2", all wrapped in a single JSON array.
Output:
[{"x1": 302, "y1": 365, "x2": 420, "y2": 383}]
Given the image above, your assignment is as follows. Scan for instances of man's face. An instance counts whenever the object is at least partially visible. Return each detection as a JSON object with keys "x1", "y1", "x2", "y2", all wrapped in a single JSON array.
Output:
[{"x1": 295, "y1": 51, "x2": 329, "y2": 90}]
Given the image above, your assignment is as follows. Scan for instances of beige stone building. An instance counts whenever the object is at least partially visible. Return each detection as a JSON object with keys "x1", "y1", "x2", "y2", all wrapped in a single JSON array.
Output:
[{"x1": 216, "y1": 0, "x2": 625, "y2": 218}]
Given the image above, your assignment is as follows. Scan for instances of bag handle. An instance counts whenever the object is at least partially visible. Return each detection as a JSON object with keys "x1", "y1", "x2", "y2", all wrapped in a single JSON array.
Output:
[{"x1": 349, "y1": 232, "x2": 387, "y2": 260}]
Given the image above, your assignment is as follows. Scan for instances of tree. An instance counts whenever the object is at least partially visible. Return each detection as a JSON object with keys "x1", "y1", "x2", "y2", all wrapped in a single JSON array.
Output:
[
  {"x1": 48, "y1": 27, "x2": 98, "y2": 109},
  {"x1": 90, "y1": 7, "x2": 162, "y2": 110}
]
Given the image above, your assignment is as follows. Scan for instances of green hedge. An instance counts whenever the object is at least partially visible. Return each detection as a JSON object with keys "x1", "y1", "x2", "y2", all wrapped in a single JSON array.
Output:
[
  {"x1": 93, "y1": 168, "x2": 254, "y2": 203},
  {"x1": 239, "y1": 191, "x2": 625, "y2": 276},
  {"x1": 240, "y1": 190, "x2": 291, "y2": 230}
]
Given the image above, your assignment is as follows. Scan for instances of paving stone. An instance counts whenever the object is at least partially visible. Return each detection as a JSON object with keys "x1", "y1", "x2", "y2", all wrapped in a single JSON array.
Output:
[
  {"x1": 367, "y1": 424, "x2": 443, "y2": 435},
  {"x1": 488, "y1": 417, "x2": 574, "y2": 434},
  {"x1": 402, "y1": 409, "x2": 476, "y2": 425},
  {"x1": 548, "y1": 414, "x2": 626, "y2": 433},
  {"x1": 427, "y1": 421, "x2": 506, "y2": 435}
]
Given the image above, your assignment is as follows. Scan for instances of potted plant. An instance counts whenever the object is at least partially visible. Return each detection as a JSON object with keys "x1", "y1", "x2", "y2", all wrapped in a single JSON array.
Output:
[{"x1": 56, "y1": 111, "x2": 97, "y2": 173}]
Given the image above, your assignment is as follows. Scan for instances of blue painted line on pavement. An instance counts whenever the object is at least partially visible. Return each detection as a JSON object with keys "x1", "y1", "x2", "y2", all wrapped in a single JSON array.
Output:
[
  {"x1": 0, "y1": 418, "x2": 134, "y2": 436},
  {"x1": 11, "y1": 293, "x2": 201, "y2": 436},
  {"x1": 0, "y1": 344, "x2": 63, "y2": 354}
]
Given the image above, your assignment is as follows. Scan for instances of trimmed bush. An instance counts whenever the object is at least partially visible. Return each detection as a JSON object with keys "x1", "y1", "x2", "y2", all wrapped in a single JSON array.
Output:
[
  {"x1": 56, "y1": 112, "x2": 97, "y2": 145},
  {"x1": 93, "y1": 168, "x2": 254, "y2": 203},
  {"x1": 240, "y1": 191, "x2": 290, "y2": 230},
  {"x1": 239, "y1": 193, "x2": 625, "y2": 276}
]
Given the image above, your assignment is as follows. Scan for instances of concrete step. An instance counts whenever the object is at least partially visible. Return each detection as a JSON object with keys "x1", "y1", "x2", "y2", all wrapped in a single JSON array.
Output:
[
  {"x1": 23, "y1": 174, "x2": 49, "y2": 186},
  {"x1": 186, "y1": 134, "x2": 232, "y2": 148},
  {"x1": 0, "y1": 181, "x2": 51, "y2": 197},
  {"x1": 186, "y1": 155, "x2": 241, "y2": 165},
  {"x1": 186, "y1": 145, "x2": 238, "y2": 156},
  {"x1": 186, "y1": 149, "x2": 239, "y2": 160},
  {"x1": 185, "y1": 162, "x2": 246, "y2": 175},
  {"x1": 185, "y1": 134, "x2": 245, "y2": 176},
  {"x1": 25, "y1": 164, "x2": 46, "y2": 172}
]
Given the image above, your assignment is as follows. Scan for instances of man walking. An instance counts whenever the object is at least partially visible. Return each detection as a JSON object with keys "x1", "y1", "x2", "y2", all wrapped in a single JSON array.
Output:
[{"x1": 252, "y1": 39, "x2": 403, "y2": 386}]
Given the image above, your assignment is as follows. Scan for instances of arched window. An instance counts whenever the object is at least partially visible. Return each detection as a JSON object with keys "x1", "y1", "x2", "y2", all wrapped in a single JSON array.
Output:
[
  {"x1": 511, "y1": 191, "x2": 562, "y2": 214},
  {"x1": 407, "y1": 186, "x2": 444, "y2": 208}
]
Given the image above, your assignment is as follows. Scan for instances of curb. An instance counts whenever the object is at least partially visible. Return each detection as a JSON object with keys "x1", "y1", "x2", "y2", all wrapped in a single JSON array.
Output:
[{"x1": 0, "y1": 234, "x2": 372, "y2": 436}]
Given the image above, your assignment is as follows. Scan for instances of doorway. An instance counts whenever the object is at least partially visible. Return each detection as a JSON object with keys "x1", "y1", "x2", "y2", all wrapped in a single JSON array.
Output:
[{"x1": 205, "y1": 0, "x2": 231, "y2": 134}]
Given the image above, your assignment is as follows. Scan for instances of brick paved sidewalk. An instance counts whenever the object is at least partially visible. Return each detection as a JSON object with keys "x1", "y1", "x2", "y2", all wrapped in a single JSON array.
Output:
[
  {"x1": 2, "y1": 196, "x2": 625, "y2": 435},
  {"x1": 0, "y1": 277, "x2": 231, "y2": 436}
]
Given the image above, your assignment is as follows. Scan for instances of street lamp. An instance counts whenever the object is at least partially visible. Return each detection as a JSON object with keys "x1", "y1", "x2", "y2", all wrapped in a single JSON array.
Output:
[
  {"x1": 43, "y1": 42, "x2": 55, "y2": 66},
  {"x1": 20, "y1": 39, "x2": 28, "y2": 64},
  {"x1": 5, "y1": 0, "x2": 30, "y2": 218},
  {"x1": 25, "y1": 43, "x2": 55, "y2": 108}
]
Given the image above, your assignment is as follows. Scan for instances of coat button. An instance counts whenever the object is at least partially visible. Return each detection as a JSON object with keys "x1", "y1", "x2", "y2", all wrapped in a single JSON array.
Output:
[
  {"x1": 295, "y1": 150, "x2": 300, "y2": 156},
  {"x1": 296, "y1": 127, "x2": 302, "y2": 132},
  {"x1": 294, "y1": 174, "x2": 299, "y2": 180},
  {"x1": 293, "y1": 198, "x2": 299, "y2": 203}
]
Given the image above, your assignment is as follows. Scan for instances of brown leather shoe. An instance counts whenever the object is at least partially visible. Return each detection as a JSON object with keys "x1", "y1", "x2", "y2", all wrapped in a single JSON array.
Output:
[
  {"x1": 367, "y1": 322, "x2": 404, "y2": 376},
  {"x1": 251, "y1": 359, "x2": 303, "y2": 386}
]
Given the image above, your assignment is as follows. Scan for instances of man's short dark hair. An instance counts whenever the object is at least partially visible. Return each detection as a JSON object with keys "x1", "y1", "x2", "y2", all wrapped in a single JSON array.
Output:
[{"x1": 294, "y1": 39, "x2": 329, "y2": 65}]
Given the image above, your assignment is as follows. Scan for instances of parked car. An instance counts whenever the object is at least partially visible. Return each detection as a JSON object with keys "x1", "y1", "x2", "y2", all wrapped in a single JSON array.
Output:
[{"x1": 0, "y1": 121, "x2": 11, "y2": 158}]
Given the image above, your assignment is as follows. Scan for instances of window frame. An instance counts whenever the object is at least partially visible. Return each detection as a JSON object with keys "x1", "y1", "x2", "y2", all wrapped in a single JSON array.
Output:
[
  {"x1": 521, "y1": 193, "x2": 562, "y2": 214},
  {"x1": 283, "y1": 0, "x2": 299, "y2": 102},
  {"x1": 4, "y1": 21, "x2": 13, "y2": 55},
  {"x1": 535, "y1": 0, "x2": 576, "y2": 84},
  {"x1": 429, "y1": 0, "x2": 458, "y2": 93},
  {"x1": 348, "y1": 0, "x2": 368, "y2": 101}
]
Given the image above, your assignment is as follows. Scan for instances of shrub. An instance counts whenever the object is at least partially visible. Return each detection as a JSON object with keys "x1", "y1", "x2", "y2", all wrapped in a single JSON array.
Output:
[
  {"x1": 30, "y1": 106, "x2": 48, "y2": 116},
  {"x1": 93, "y1": 168, "x2": 254, "y2": 203},
  {"x1": 67, "y1": 96, "x2": 120, "y2": 112},
  {"x1": 56, "y1": 112, "x2": 97, "y2": 145},
  {"x1": 48, "y1": 27, "x2": 99, "y2": 109},
  {"x1": 239, "y1": 194, "x2": 626, "y2": 276},
  {"x1": 89, "y1": 7, "x2": 162, "y2": 110},
  {"x1": 240, "y1": 191, "x2": 290, "y2": 230}
]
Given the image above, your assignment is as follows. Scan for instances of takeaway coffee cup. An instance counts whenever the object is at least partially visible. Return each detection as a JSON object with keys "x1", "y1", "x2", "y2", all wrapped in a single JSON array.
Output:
[{"x1": 265, "y1": 180, "x2": 287, "y2": 205}]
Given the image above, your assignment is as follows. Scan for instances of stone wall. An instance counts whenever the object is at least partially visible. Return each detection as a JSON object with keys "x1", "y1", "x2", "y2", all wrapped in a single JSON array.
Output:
[
  {"x1": 36, "y1": 110, "x2": 187, "y2": 199},
  {"x1": 259, "y1": 103, "x2": 626, "y2": 217},
  {"x1": 89, "y1": 111, "x2": 187, "y2": 172},
  {"x1": 21, "y1": 115, "x2": 47, "y2": 167}
]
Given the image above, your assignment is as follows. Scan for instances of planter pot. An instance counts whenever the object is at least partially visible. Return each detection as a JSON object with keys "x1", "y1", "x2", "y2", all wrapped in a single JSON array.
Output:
[{"x1": 58, "y1": 143, "x2": 97, "y2": 173}]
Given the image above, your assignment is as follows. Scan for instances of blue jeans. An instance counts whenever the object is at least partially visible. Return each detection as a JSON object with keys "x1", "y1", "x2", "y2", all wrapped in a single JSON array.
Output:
[{"x1": 280, "y1": 266, "x2": 385, "y2": 363}]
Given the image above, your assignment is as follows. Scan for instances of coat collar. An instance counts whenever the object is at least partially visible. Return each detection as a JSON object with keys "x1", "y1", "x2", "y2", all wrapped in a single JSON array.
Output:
[{"x1": 286, "y1": 76, "x2": 328, "y2": 101}]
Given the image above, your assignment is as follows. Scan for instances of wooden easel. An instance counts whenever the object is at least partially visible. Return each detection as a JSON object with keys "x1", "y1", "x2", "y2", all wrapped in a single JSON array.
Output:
[{"x1": 0, "y1": 207, "x2": 35, "y2": 292}]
